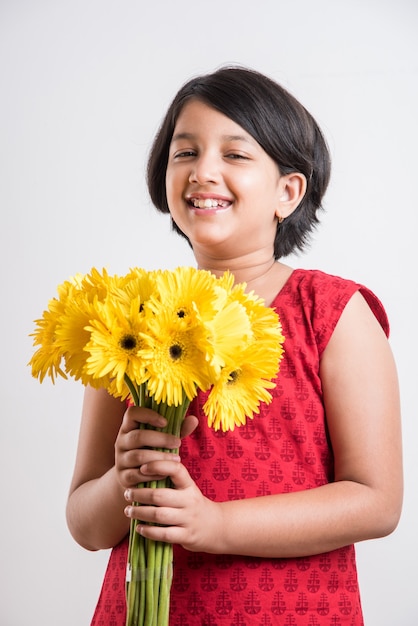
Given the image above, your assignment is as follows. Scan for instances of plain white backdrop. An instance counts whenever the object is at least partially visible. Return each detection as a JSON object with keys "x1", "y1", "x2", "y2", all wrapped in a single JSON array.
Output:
[{"x1": 1, "y1": 1, "x2": 417, "y2": 624}]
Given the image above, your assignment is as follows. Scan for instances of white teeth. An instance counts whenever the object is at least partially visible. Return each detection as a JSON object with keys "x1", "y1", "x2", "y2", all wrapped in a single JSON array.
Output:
[{"x1": 191, "y1": 198, "x2": 222, "y2": 208}]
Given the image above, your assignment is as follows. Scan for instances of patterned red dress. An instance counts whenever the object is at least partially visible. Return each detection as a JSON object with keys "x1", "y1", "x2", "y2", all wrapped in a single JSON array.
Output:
[{"x1": 91, "y1": 269, "x2": 389, "y2": 626}]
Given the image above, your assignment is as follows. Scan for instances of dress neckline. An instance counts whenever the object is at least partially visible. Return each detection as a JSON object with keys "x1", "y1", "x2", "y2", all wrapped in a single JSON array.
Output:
[{"x1": 269, "y1": 268, "x2": 303, "y2": 308}]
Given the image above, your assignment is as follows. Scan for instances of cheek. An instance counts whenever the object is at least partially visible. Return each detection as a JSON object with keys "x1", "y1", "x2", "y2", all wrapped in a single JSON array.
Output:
[
  {"x1": 165, "y1": 163, "x2": 184, "y2": 186},
  {"x1": 165, "y1": 173, "x2": 185, "y2": 223},
  {"x1": 165, "y1": 171, "x2": 177, "y2": 207}
]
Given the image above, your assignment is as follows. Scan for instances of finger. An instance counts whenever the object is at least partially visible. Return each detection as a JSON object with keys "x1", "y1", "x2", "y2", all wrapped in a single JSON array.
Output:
[
  {"x1": 123, "y1": 427, "x2": 181, "y2": 453},
  {"x1": 180, "y1": 414, "x2": 199, "y2": 438},
  {"x1": 136, "y1": 521, "x2": 185, "y2": 546},
  {"x1": 118, "y1": 450, "x2": 181, "y2": 487},
  {"x1": 121, "y1": 470, "x2": 169, "y2": 488},
  {"x1": 123, "y1": 460, "x2": 193, "y2": 497},
  {"x1": 121, "y1": 405, "x2": 168, "y2": 433},
  {"x1": 141, "y1": 460, "x2": 193, "y2": 490},
  {"x1": 125, "y1": 484, "x2": 183, "y2": 509},
  {"x1": 126, "y1": 503, "x2": 183, "y2": 529},
  {"x1": 124, "y1": 481, "x2": 187, "y2": 527},
  {"x1": 124, "y1": 448, "x2": 181, "y2": 469},
  {"x1": 119, "y1": 406, "x2": 182, "y2": 452}
]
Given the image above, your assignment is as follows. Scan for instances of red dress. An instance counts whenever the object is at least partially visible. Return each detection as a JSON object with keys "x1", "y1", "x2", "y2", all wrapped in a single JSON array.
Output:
[{"x1": 91, "y1": 269, "x2": 389, "y2": 626}]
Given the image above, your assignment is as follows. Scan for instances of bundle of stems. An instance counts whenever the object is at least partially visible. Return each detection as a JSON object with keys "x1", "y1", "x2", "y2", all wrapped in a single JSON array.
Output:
[{"x1": 125, "y1": 377, "x2": 190, "y2": 626}]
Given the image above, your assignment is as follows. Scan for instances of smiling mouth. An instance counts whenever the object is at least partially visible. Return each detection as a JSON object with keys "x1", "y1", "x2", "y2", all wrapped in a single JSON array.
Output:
[{"x1": 189, "y1": 198, "x2": 231, "y2": 209}]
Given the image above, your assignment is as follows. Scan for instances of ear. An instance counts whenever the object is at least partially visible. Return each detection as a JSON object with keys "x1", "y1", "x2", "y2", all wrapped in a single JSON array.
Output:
[{"x1": 275, "y1": 172, "x2": 307, "y2": 220}]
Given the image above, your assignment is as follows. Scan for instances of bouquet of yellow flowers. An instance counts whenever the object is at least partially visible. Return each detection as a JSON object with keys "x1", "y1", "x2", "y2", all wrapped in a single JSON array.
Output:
[{"x1": 29, "y1": 265, "x2": 285, "y2": 626}]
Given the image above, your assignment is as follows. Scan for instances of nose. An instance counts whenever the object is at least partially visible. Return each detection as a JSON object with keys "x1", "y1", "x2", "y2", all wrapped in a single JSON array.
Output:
[{"x1": 188, "y1": 153, "x2": 219, "y2": 185}]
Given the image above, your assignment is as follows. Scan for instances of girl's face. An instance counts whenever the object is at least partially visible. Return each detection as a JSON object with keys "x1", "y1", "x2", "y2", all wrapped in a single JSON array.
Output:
[{"x1": 165, "y1": 99, "x2": 286, "y2": 263}]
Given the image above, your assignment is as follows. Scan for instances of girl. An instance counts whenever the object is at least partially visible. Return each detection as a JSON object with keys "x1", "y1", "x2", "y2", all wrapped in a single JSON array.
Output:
[{"x1": 66, "y1": 67, "x2": 402, "y2": 625}]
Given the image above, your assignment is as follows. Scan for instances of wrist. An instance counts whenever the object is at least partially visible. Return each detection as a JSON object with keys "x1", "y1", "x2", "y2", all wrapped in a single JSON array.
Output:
[{"x1": 202, "y1": 500, "x2": 229, "y2": 555}]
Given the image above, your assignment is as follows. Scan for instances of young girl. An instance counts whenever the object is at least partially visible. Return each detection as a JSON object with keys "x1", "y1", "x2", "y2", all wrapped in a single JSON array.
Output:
[{"x1": 66, "y1": 67, "x2": 403, "y2": 625}]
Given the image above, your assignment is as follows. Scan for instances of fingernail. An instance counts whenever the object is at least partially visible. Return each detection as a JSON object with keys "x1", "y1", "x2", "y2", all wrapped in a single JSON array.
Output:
[
  {"x1": 125, "y1": 506, "x2": 133, "y2": 517},
  {"x1": 124, "y1": 489, "x2": 132, "y2": 501}
]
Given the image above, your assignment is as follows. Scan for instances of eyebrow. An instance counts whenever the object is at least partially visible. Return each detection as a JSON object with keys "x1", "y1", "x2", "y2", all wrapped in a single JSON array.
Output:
[{"x1": 171, "y1": 132, "x2": 252, "y2": 143}]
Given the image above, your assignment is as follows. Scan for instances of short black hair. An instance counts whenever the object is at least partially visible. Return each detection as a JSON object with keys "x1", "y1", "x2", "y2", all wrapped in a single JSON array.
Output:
[{"x1": 147, "y1": 66, "x2": 331, "y2": 258}]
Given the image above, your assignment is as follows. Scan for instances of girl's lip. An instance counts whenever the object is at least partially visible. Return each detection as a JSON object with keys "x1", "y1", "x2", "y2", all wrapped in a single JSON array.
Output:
[{"x1": 186, "y1": 193, "x2": 232, "y2": 201}]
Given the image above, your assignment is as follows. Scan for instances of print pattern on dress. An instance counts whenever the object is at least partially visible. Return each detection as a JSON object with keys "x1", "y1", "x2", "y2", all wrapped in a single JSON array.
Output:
[{"x1": 91, "y1": 270, "x2": 389, "y2": 625}]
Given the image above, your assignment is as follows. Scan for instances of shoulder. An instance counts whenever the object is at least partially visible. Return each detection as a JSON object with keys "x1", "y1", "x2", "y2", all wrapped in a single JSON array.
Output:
[
  {"x1": 287, "y1": 269, "x2": 388, "y2": 331},
  {"x1": 284, "y1": 268, "x2": 358, "y2": 298},
  {"x1": 274, "y1": 269, "x2": 389, "y2": 355}
]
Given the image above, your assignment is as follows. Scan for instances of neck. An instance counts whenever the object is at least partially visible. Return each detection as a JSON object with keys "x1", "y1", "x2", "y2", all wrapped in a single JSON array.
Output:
[
  {"x1": 245, "y1": 259, "x2": 277, "y2": 289},
  {"x1": 195, "y1": 254, "x2": 293, "y2": 305},
  {"x1": 196, "y1": 254, "x2": 274, "y2": 282}
]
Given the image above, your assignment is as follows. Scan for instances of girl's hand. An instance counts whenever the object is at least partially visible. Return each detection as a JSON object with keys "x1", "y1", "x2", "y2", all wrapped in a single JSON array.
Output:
[
  {"x1": 115, "y1": 405, "x2": 198, "y2": 489},
  {"x1": 124, "y1": 460, "x2": 223, "y2": 554}
]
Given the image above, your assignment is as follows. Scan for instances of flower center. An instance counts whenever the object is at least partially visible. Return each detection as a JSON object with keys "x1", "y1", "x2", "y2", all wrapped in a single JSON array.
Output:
[
  {"x1": 169, "y1": 344, "x2": 183, "y2": 360},
  {"x1": 120, "y1": 334, "x2": 137, "y2": 351},
  {"x1": 227, "y1": 370, "x2": 239, "y2": 385}
]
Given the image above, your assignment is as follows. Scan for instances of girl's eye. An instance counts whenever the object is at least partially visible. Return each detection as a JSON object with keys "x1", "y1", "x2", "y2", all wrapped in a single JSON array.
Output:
[
  {"x1": 174, "y1": 150, "x2": 196, "y2": 159},
  {"x1": 226, "y1": 153, "x2": 248, "y2": 160}
]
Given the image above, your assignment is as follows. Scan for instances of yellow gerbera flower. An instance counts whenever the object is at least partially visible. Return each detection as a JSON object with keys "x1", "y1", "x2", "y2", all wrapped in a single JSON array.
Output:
[
  {"x1": 85, "y1": 295, "x2": 149, "y2": 396},
  {"x1": 78, "y1": 267, "x2": 119, "y2": 302},
  {"x1": 205, "y1": 299, "x2": 253, "y2": 373},
  {"x1": 213, "y1": 269, "x2": 235, "y2": 292},
  {"x1": 30, "y1": 269, "x2": 118, "y2": 387},
  {"x1": 54, "y1": 292, "x2": 102, "y2": 387},
  {"x1": 29, "y1": 276, "x2": 84, "y2": 383},
  {"x1": 141, "y1": 309, "x2": 216, "y2": 406},
  {"x1": 226, "y1": 281, "x2": 285, "y2": 344},
  {"x1": 111, "y1": 267, "x2": 160, "y2": 311},
  {"x1": 29, "y1": 299, "x2": 68, "y2": 383},
  {"x1": 148, "y1": 266, "x2": 222, "y2": 323},
  {"x1": 203, "y1": 341, "x2": 279, "y2": 432}
]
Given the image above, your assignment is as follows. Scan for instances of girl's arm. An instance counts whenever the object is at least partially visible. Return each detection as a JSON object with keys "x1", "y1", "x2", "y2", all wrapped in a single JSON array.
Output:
[
  {"x1": 129, "y1": 291, "x2": 403, "y2": 557},
  {"x1": 66, "y1": 388, "x2": 129, "y2": 551}
]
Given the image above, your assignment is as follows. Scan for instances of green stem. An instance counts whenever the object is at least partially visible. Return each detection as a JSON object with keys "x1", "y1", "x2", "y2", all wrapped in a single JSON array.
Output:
[
  {"x1": 126, "y1": 517, "x2": 143, "y2": 626},
  {"x1": 138, "y1": 531, "x2": 146, "y2": 625},
  {"x1": 153, "y1": 540, "x2": 163, "y2": 621},
  {"x1": 144, "y1": 480, "x2": 157, "y2": 626},
  {"x1": 125, "y1": 384, "x2": 191, "y2": 626},
  {"x1": 124, "y1": 374, "x2": 140, "y2": 406},
  {"x1": 158, "y1": 542, "x2": 172, "y2": 624}
]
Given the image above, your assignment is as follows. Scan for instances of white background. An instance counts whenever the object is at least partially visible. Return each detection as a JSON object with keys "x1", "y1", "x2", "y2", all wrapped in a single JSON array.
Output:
[{"x1": 1, "y1": 1, "x2": 417, "y2": 624}]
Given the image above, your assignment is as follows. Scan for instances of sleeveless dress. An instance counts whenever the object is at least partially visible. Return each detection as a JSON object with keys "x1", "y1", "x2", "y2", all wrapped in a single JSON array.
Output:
[{"x1": 91, "y1": 269, "x2": 389, "y2": 626}]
